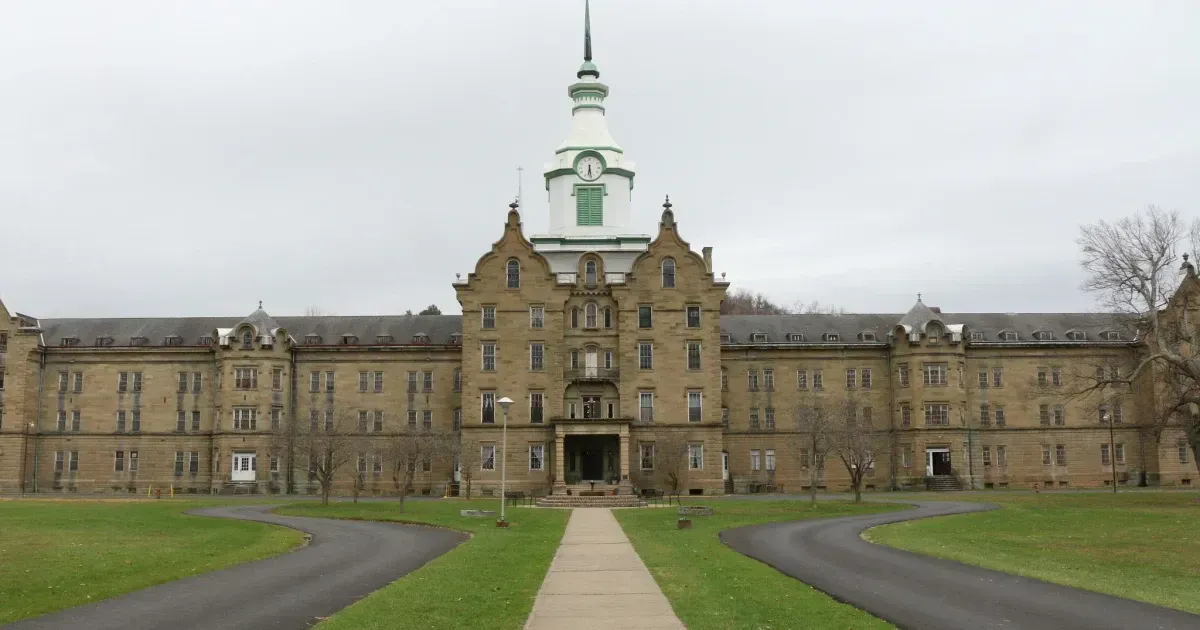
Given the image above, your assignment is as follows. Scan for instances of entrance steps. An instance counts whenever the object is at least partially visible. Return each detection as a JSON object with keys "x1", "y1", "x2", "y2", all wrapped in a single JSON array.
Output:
[
  {"x1": 928, "y1": 475, "x2": 963, "y2": 491},
  {"x1": 536, "y1": 494, "x2": 647, "y2": 508},
  {"x1": 217, "y1": 482, "x2": 259, "y2": 495}
]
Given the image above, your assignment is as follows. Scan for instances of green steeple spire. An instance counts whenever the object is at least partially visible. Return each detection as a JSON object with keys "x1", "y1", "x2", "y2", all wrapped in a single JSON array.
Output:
[{"x1": 577, "y1": 0, "x2": 600, "y2": 79}]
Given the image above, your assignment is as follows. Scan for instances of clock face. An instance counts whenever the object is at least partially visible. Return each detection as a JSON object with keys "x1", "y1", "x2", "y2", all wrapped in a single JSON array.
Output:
[{"x1": 576, "y1": 156, "x2": 603, "y2": 181}]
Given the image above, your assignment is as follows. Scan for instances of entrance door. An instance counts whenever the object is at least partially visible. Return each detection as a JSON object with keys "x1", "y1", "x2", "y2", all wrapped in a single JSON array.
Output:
[
  {"x1": 722, "y1": 451, "x2": 730, "y2": 481},
  {"x1": 581, "y1": 447, "x2": 604, "y2": 481},
  {"x1": 585, "y1": 350, "x2": 599, "y2": 378},
  {"x1": 582, "y1": 396, "x2": 601, "y2": 419},
  {"x1": 926, "y1": 449, "x2": 951, "y2": 476},
  {"x1": 231, "y1": 452, "x2": 257, "y2": 482}
]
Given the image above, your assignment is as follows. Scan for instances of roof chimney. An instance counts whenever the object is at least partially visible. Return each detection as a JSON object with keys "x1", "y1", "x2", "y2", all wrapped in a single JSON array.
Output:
[{"x1": 702, "y1": 247, "x2": 713, "y2": 272}]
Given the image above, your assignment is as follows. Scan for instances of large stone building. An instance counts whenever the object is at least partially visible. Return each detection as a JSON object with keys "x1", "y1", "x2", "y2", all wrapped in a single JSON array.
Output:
[{"x1": 0, "y1": 6, "x2": 1195, "y2": 497}]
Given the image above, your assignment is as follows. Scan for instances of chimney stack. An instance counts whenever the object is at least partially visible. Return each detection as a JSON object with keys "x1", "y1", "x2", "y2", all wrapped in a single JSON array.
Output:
[{"x1": 702, "y1": 247, "x2": 713, "y2": 272}]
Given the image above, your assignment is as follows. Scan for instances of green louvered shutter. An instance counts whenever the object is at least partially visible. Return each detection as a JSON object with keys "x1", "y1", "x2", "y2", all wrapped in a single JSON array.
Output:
[{"x1": 576, "y1": 187, "x2": 603, "y2": 226}]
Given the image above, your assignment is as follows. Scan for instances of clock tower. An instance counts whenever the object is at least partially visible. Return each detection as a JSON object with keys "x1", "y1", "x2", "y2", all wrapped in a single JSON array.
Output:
[{"x1": 533, "y1": 0, "x2": 642, "y2": 249}]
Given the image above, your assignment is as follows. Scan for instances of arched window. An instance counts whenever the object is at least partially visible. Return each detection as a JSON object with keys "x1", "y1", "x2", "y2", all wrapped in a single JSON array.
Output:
[
  {"x1": 241, "y1": 329, "x2": 253, "y2": 349},
  {"x1": 571, "y1": 307, "x2": 579, "y2": 329},
  {"x1": 585, "y1": 302, "x2": 598, "y2": 328},
  {"x1": 585, "y1": 260, "x2": 598, "y2": 285},
  {"x1": 506, "y1": 259, "x2": 520, "y2": 289},
  {"x1": 662, "y1": 259, "x2": 676, "y2": 288},
  {"x1": 603, "y1": 307, "x2": 612, "y2": 328},
  {"x1": 926, "y1": 323, "x2": 942, "y2": 343}
]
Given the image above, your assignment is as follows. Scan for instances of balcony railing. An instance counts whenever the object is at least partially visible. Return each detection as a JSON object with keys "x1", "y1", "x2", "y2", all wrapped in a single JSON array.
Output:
[{"x1": 563, "y1": 367, "x2": 620, "y2": 382}]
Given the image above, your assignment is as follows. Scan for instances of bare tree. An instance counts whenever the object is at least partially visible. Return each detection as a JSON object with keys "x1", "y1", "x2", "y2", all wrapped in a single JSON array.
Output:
[
  {"x1": 304, "y1": 305, "x2": 334, "y2": 316},
  {"x1": 286, "y1": 409, "x2": 359, "y2": 505},
  {"x1": 386, "y1": 427, "x2": 452, "y2": 511},
  {"x1": 454, "y1": 438, "x2": 481, "y2": 499},
  {"x1": 830, "y1": 397, "x2": 880, "y2": 503},
  {"x1": 793, "y1": 401, "x2": 834, "y2": 506},
  {"x1": 1077, "y1": 205, "x2": 1200, "y2": 475},
  {"x1": 720, "y1": 287, "x2": 845, "y2": 315},
  {"x1": 792, "y1": 299, "x2": 847, "y2": 316},
  {"x1": 654, "y1": 433, "x2": 692, "y2": 496}
]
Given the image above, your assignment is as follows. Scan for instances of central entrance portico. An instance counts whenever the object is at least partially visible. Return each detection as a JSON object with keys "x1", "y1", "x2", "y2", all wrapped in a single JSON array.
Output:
[{"x1": 553, "y1": 421, "x2": 631, "y2": 494}]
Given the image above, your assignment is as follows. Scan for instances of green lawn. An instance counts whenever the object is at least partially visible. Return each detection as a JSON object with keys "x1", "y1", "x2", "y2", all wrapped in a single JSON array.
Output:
[
  {"x1": 865, "y1": 491, "x2": 1200, "y2": 614},
  {"x1": 615, "y1": 500, "x2": 906, "y2": 630},
  {"x1": 0, "y1": 499, "x2": 304, "y2": 624},
  {"x1": 274, "y1": 500, "x2": 569, "y2": 630}
]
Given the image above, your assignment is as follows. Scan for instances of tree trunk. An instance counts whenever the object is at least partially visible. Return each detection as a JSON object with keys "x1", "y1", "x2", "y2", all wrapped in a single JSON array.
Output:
[
  {"x1": 809, "y1": 469, "x2": 818, "y2": 507},
  {"x1": 322, "y1": 480, "x2": 331, "y2": 505}
]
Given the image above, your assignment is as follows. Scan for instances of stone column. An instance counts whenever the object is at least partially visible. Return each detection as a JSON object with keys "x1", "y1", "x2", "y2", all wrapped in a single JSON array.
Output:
[
  {"x1": 618, "y1": 431, "x2": 631, "y2": 495},
  {"x1": 553, "y1": 433, "x2": 567, "y2": 495}
]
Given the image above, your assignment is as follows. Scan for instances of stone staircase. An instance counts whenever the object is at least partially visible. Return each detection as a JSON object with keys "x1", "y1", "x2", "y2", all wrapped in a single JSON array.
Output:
[
  {"x1": 536, "y1": 494, "x2": 648, "y2": 508},
  {"x1": 217, "y1": 482, "x2": 259, "y2": 495},
  {"x1": 927, "y1": 475, "x2": 963, "y2": 491}
]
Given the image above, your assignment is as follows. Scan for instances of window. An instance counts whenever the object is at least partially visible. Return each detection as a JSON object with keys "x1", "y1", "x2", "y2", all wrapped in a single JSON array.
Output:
[
  {"x1": 1035, "y1": 331, "x2": 1054, "y2": 341},
  {"x1": 662, "y1": 259, "x2": 676, "y2": 288},
  {"x1": 129, "y1": 450, "x2": 139, "y2": 472},
  {"x1": 422, "y1": 410, "x2": 432, "y2": 430},
  {"x1": 571, "y1": 308, "x2": 579, "y2": 329},
  {"x1": 1037, "y1": 368, "x2": 1048, "y2": 386},
  {"x1": 1051, "y1": 367, "x2": 1062, "y2": 387},
  {"x1": 1101, "y1": 443, "x2": 1111, "y2": 465},
  {"x1": 751, "y1": 333, "x2": 768, "y2": 343},
  {"x1": 530, "y1": 392, "x2": 544, "y2": 424},
  {"x1": 763, "y1": 369, "x2": 774, "y2": 391},
  {"x1": 765, "y1": 449, "x2": 776, "y2": 471},
  {"x1": 192, "y1": 411, "x2": 201, "y2": 431},
  {"x1": 924, "y1": 404, "x2": 949, "y2": 426},
  {"x1": 688, "y1": 443, "x2": 704, "y2": 470},
  {"x1": 482, "y1": 306, "x2": 496, "y2": 329},
  {"x1": 1115, "y1": 443, "x2": 1125, "y2": 465},
  {"x1": 235, "y1": 368, "x2": 257, "y2": 390},
  {"x1": 765, "y1": 408, "x2": 775, "y2": 430},
  {"x1": 585, "y1": 302, "x2": 598, "y2": 328},
  {"x1": 721, "y1": 369, "x2": 729, "y2": 390},
  {"x1": 748, "y1": 370, "x2": 759, "y2": 391},
  {"x1": 116, "y1": 411, "x2": 126, "y2": 433},
  {"x1": 1055, "y1": 444, "x2": 1067, "y2": 466},
  {"x1": 372, "y1": 410, "x2": 383, "y2": 432},
  {"x1": 131, "y1": 410, "x2": 141, "y2": 432},
  {"x1": 638, "y1": 305, "x2": 652, "y2": 328},
  {"x1": 979, "y1": 404, "x2": 990, "y2": 426},
  {"x1": 57, "y1": 411, "x2": 67, "y2": 432},
  {"x1": 994, "y1": 406, "x2": 1006, "y2": 427},
  {"x1": 688, "y1": 391, "x2": 703, "y2": 422},
  {"x1": 481, "y1": 444, "x2": 496, "y2": 471},
  {"x1": 372, "y1": 454, "x2": 382, "y2": 475},
  {"x1": 1053, "y1": 405, "x2": 1065, "y2": 426},
  {"x1": 687, "y1": 342, "x2": 701, "y2": 370},
  {"x1": 800, "y1": 448, "x2": 810, "y2": 468},
  {"x1": 324, "y1": 410, "x2": 334, "y2": 432},
  {"x1": 585, "y1": 260, "x2": 598, "y2": 285},
  {"x1": 825, "y1": 333, "x2": 840, "y2": 342},
  {"x1": 970, "y1": 331, "x2": 984, "y2": 342},
  {"x1": 241, "y1": 330, "x2": 254, "y2": 349},
  {"x1": 997, "y1": 445, "x2": 1007, "y2": 467},
  {"x1": 325, "y1": 371, "x2": 335, "y2": 392},
  {"x1": 576, "y1": 185, "x2": 603, "y2": 226},
  {"x1": 638, "y1": 343, "x2": 653, "y2": 370},
  {"x1": 118, "y1": 372, "x2": 128, "y2": 392},
  {"x1": 983, "y1": 446, "x2": 992, "y2": 467},
  {"x1": 506, "y1": 259, "x2": 520, "y2": 289},
  {"x1": 190, "y1": 451, "x2": 200, "y2": 474},
  {"x1": 177, "y1": 372, "x2": 188, "y2": 393},
  {"x1": 846, "y1": 368, "x2": 856, "y2": 389},
  {"x1": 453, "y1": 407, "x2": 462, "y2": 430},
  {"x1": 1042, "y1": 447, "x2": 1052, "y2": 466},
  {"x1": 638, "y1": 441, "x2": 657, "y2": 470},
  {"x1": 993, "y1": 368, "x2": 1003, "y2": 388},
  {"x1": 901, "y1": 446, "x2": 912, "y2": 468},
  {"x1": 72, "y1": 372, "x2": 83, "y2": 393},
  {"x1": 70, "y1": 410, "x2": 81, "y2": 432},
  {"x1": 529, "y1": 444, "x2": 545, "y2": 471},
  {"x1": 265, "y1": 368, "x2": 280, "y2": 391},
  {"x1": 898, "y1": 365, "x2": 909, "y2": 387},
  {"x1": 422, "y1": 371, "x2": 433, "y2": 392},
  {"x1": 749, "y1": 408, "x2": 760, "y2": 430},
  {"x1": 1039, "y1": 404, "x2": 1051, "y2": 425},
  {"x1": 1000, "y1": 331, "x2": 1018, "y2": 341},
  {"x1": 0, "y1": 332, "x2": 5, "y2": 352},
  {"x1": 686, "y1": 306, "x2": 701, "y2": 328},
  {"x1": 234, "y1": 407, "x2": 257, "y2": 430},
  {"x1": 482, "y1": 392, "x2": 496, "y2": 424},
  {"x1": 812, "y1": 370, "x2": 823, "y2": 390},
  {"x1": 407, "y1": 371, "x2": 418, "y2": 392},
  {"x1": 452, "y1": 368, "x2": 461, "y2": 392},
  {"x1": 900, "y1": 404, "x2": 911, "y2": 428},
  {"x1": 310, "y1": 371, "x2": 320, "y2": 392},
  {"x1": 115, "y1": 450, "x2": 125, "y2": 472},
  {"x1": 721, "y1": 407, "x2": 729, "y2": 428},
  {"x1": 530, "y1": 306, "x2": 545, "y2": 329},
  {"x1": 1179, "y1": 441, "x2": 1190, "y2": 464},
  {"x1": 604, "y1": 351, "x2": 613, "y2": 369},
  {"x1": 923, "y1": 363, "x2": 947, "y2": 386},
  {"x1": 861, "y1": 368, "x2": 872, "y2": 389},
  {"x1": 978, "y1": 369, "x2": 988, "y2": 389},
  {"x1": 373, "y1": 371, "x2": 384, "y2": 393},
  {"x1": 358, "y1": 410, "x2": 369, "y2": 432},
  {"x1": 177, "y1": 411, "x2": 187, "y2": 432},
  {"x1": 482, "y1": 343, "x2": 497, "y2": 371},
  {"x1": 639, "y1": 392, "x2": 654, "y2": 423},
  {"x1": 603, "y1": 307, "x2": 613, "y2": 329},
  {"x1": 797, "y1": 369, "x2": 808, "y2": 389},
  {"x1": 407, "y1": 410, "x2": 417, "y2": 428},
  {"x1": 750, "y1": 449, "x2": 761, "y2": 471},
  {"x1": 175, "y1": 452, "x2": 185, "y2": 476}
]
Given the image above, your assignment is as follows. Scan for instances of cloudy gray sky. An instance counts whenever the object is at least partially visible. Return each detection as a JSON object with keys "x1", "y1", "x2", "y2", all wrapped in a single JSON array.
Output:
[{"x1": 2, "y1": 0, "x2": 1198, "y2": 318}]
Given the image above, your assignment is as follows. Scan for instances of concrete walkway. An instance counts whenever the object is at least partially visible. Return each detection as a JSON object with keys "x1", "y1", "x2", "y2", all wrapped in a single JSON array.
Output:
[{"x1": 524, "y1": 508, "x2": 684, "y2": 630}]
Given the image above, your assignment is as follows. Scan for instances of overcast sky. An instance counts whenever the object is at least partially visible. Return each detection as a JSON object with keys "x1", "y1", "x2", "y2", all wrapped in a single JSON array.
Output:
[{"x1": 2, "y1": 0, "x2": 1198, "y2": 318}]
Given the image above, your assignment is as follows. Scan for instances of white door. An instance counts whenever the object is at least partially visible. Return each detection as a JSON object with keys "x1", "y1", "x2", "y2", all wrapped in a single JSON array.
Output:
[
  {"x1": 585, "y1": 350, "x2": 598, "y2": 377},
  {"x1": 722, "y1": 452, "x2": 730, "y2": 481},
  {"x1": 232, "y1": 453, "x2": 257, "y2": 482}
]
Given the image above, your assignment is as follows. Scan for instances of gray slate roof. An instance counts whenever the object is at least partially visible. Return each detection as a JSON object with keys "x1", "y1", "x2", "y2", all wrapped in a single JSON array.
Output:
[{"x1": 718, "y1": 312, "x2": 1128, "y2": 344}]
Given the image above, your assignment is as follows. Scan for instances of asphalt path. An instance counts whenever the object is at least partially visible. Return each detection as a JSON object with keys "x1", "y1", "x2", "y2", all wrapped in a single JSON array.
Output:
[
  {"x1": 7, "y1": 504, "x2": 467, "y2": 630},
  {"x1": 721, "y1": 500, "x2": 1200, "y2": 630}
]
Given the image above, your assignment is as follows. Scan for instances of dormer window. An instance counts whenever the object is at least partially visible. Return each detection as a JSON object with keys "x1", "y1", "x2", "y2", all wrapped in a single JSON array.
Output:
[
  {"x1": 506, "y1": 259, "x2": 521, "y2": 289},
  {"x1": 1066, "y1": 330, "x2": 1086, "y2": 341},
  {"x1": 304, "y1": 334, "x2": 322, "y2": 345},
  {"x1": 376, "y1": 334, "x2": 394, "y2": 344},
  {"x1": 661, "y1": 258, "x2": 676, "y2": 288},
  {"x1": 1101, "y1": 331, "x2": 1121, "y2": 341},
  {"x1": 95, "y1": 335, "x2": 114, "y2": 347},
  {"x1": 750, "y1": 332, "x2": 768, "y2": 343},
  {"x1": 164, "y1": 335, "x2": 183, "y2": 346},
  {"x1": 131, "y1": 336, "x2": 149, "y2": 347},
  {"x1": 199, "y1": 335, "x2": 214, "y2": 346},
  {"x1": 341, "y1": 334, "x2": 358, "y2": 345},
  {"x1": 787, "y1": 332, "x2": 805, "y2": 342},
  {"x1": 412, "y1": 333, "x2": 430, "y2": 344},
  {"x1": 969, "y1": 331, "x2": 985, "y2": 342},
  {"x1": 449, "y1": 333, "x2": 463, "y2": 345},
  {"x1": 61, "y1": 336, "x2": 80, "y2": 347},
  {"x1": 1033, "y1": 330, "x2": 1054, "y2": 341},
  {"x1": 859, "y1": 332, "x2": 877, "y2": 342},
  {"x1": 999, "y1": 330, "x2": 1018, "y2": 341},
  {"x1": 720, "y1": 333, "x2": 732, "y2": 343},
  {"x1": 260, "y1": 334, "x2": 273, "y2": 348},
  {"x1": 823, "y1": 332, "x2": 840, "y2": 342},
  {"x1": 926, "y1": 324, "x2": 942, "y2": 343},
  {"x1": 240, "y1": 330, "x2": 253, "y2": 349},
  {"x1": 585, "y1": 260, "x2": 598, "y2": 286}
]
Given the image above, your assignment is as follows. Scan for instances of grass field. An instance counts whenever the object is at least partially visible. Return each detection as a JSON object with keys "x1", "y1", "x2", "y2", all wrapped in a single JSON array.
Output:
[
  {"x1": 274, "y1": 500, "x2": 569, "y2": 630},
  {"x1": 865, "y1": 491, "x2": 1200, "y2": 614},
  {"x1": 0, "y1": 499, "x2": 304, "y2": 625},
  {"x1": 614, "y1": 500, "x2": 905, "y2": 630}
]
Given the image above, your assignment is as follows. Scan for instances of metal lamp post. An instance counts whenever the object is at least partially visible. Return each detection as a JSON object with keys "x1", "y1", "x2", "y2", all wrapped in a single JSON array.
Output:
[
  {"x1": 1104, "y1": 412, "x2": 1118, "y2": 493},
  {"x1": 497, "y1": 397, "x2": 513, "y2": 523}
]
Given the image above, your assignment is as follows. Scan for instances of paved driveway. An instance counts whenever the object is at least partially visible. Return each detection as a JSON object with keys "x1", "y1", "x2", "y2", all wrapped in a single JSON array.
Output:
[
  {"x1": 721, "y1": 500, "x2": 1200, "y2": 630},
  {"x1": 7, "y1": 504, "x2": 466, "y2": 630}
]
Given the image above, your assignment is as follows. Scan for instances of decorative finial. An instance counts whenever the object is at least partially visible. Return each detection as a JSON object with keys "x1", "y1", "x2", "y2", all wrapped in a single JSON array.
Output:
[
  {"x1": 510, "y1": 198, "x2": 520, "y2": 210},
  {"x1": 721, "y1": 272, "x2": 727, "y2": 280},
  {"x1": 1185, "y1": 254, "x2": 1190, "y2": 262},
  {"x1": 584, "y1": 0, "x2": 592, "y2": 62},
  {"x1": 456, "y1": 273, "x2": 461, "y2": 280},
  {"x1": 663, "y1": 194, "x2": 672, "y2": 210},
  {"x1": 258, "y1": 300, "x2": 263, "y2": 309},
  {"x1": 917, "y1": 293, "x2": 922, "y2": 302}
]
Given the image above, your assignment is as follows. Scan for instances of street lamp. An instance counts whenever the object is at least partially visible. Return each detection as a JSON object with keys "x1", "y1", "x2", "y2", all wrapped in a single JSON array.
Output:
[
  {"x1": 1104, "y1": 411, "x2": 1118, "y2": 494},
  {"x1": 497, "y1": 397, "x2": 513, "y2": 523}
]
